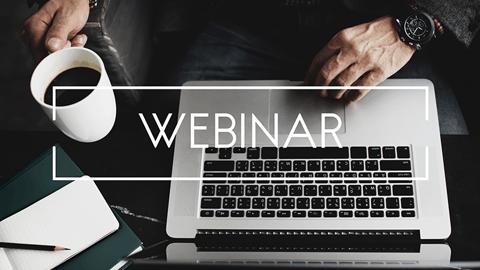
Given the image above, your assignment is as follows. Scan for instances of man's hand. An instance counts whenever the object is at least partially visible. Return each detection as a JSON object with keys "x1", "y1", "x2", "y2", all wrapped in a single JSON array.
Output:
[
  {"x1": 304, "y1": 16, "x2": 416, "y2": 102},
  {"x1": 22, "y1": 0, "x2": 90, "y2": 63}
]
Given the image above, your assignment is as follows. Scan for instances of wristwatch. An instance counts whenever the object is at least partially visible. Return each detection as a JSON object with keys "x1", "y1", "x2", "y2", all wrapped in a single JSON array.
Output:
[{"x1": 395, "y1": 7, "x2": 436, "y2": 50}]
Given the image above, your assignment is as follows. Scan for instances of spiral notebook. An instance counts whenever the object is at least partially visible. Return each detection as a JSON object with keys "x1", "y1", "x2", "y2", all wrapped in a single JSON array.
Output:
[{"x1": 0, "y1": 180, "x2": 119, "y2": 270}]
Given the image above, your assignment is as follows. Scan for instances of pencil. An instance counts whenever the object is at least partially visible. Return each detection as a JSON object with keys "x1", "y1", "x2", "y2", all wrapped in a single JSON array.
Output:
[{"x1": 0, "y1": 242, "x2": 70, "y2": 251}]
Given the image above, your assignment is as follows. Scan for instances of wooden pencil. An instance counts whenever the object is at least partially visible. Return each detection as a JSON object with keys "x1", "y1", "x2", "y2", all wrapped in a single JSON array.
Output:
[{"x1": 0, "y1": 242, "x2": 70, "y2": 251}]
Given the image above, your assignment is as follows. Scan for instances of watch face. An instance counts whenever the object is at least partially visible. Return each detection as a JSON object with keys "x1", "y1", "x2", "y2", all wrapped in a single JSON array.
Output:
[{"x1": 404, "y1": 11, "x2": 434, "y2": 44}]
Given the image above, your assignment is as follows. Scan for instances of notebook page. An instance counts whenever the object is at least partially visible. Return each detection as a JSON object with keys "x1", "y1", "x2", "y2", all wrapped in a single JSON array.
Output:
[
  {"x1": 0, "y1": 248, "x2": 13, "y2": 270},
  {"x1": 0, "y1": 180, "x2": 119, "y2": 270}
]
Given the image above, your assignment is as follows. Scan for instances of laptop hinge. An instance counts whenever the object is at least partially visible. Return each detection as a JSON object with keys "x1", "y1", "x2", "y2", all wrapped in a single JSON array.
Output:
[{"x1": 196, "y1": 230, "x2": 420, "y2": 243}]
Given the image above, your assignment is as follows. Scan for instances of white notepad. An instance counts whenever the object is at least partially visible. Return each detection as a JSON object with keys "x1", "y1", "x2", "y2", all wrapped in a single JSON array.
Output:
[{"x1": 0, "y1": 180, "x2": 119, "y2": 270}]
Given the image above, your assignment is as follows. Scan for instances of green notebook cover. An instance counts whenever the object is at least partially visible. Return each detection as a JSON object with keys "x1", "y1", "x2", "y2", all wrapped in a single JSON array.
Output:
[{"x1": 0, "y1": 144, "x2": 142, "y2": 270}]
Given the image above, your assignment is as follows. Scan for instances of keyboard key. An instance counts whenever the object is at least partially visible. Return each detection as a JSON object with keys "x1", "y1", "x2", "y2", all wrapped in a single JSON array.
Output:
[
  {"x1": 262, "y1": 211, "x2": 275, "y2": 217},
  {"x1": 368, "y1": 147, "x2": 381, "y2": 158},
  {"x1": 215, "y1": 210, "x2": 229, "y2": 217},
  {"x1": 293, "y1": 161, "x2": 306, "y2": 171},
  {"x1": 386, "y1": 198, "x2": 400, "y2": 209},
  {"x1": 388, "y1": 172, "x2": 412, "y2": 178},
  {"x1": 366, "y1": 160, "x2": 378, "y2": 171},
  {"x1": 301, "y1": 172, "x2": 314, "y2": 178},
  {"x1": 326, "y1": 198, "x2": 340, "y2": 209},
  {"x1": 223, "y1": 198, "x2": 236, "y2": 209},
  {"x1": 324, "y1": 211, "x2": 338, "y2": 217},
  {"x1": 277, "y1": 211, "x2": 291, "y2": 217},
  {"x1": 264, "y1": 161, "x2": 277, "y2": 171},
  {"x1": 297, "y1": 198, "x2": 310, "y2": 209},
  {"x1": 308, "y1": 211, "x2": 322, "y2": 218},
  {"x1": 279, "y1": 147, "x2": 349, "y2": 159},
  {"x1": 228, "y1": 172, "x2": 241, "y2": 178},
  {"x1": 203, "y1": 173, "x2": 227, "y2": 179},
  {"x1": 393, "y1": 185, "x2": 414, "y2": 196},
  {"x1": 252, "y1": 198, "x2": 266, "y2": 209},
  {"x1": 370, "y1": 211, "x2": 384, "y2": 217},
  {"x1": 374, "y1": 172, "x2": 386, "y2": 178},
  {"x1": 293, "y1": 211, "x2": 306, "y2": 217},
  {"x1": 205, "y1": 147, "x2": 218, "y2": 153},
  {"x1": 216, "y1": 185, "x2": 229, "y2": 196},
  {"x1": 341, "y1": 198, "x2": 355, "y2": 209},
  {"x1": 219, "y1": 148, "x2": 232, "y2": 159},
  {"x1": 402, "y1": 211, "x2": 416, "y2": 217},
  {"x1": 383, "y1": 147, "x2": 396, "y2": 158},
  {"x1": 363, "y1": 185, "x2": 377, "y2": 196},
  {"x1": 279, "y1": 161, "x2": 292, "y2": 171},
  {"x1": 246, "y1": 185, "x2": 259, "y2": 196},
  {"x1": 289, "y1": 185, "x2": 303, "y2": 196},
  {"x1": 381, "y1": 160, "x2": 411, "y2": 171},
  {"x1": 267, "y1": 198, "x2": 281, "y2": 209},
  {"x1": 250, "y1": 161, "x2": 263, "y2": 171},
  {"x1": 308, "y1": 160, "x2": 321, "y2": 171},
  {"x1": 201, "y1": 198, "x2": 221, "y2": 209},
  {"x1": 260, "y1": 185, "x2": 273, "y2": 196},
  {"x1": 231, "y1": 210, "x2": 245, "y2": 217},
  {"x1": 261, "y1": 147, "x2": 278, "y2": 159},
  {"x1": 247, "y1": 147, "x2": 260, "y2": 159},
  {"x1": 315, "y1": 172, "x2": 328, "y2": 178},
  {"x1": 319, "y1": 185, "x2": 332, "y2": 196},
  {"x1": 386, "y1": 210, "x2": 400, "y2": 217},
  {"x1": 348, "y1": 185, "x2": 362, "y2": 196},
  {"x1": 401, "y1": 198, "x2": 415, "y2": 208},
  {"x1": 344, "y1": 173, "x2": 357, "y2": 178},
  {"x1": 233, "y1": 147, "x2": 246, "y2": 153},
  {"x1": 359, "y1": 172, "x2": 372, "y2": 178},
  {"x1": 351, "y1": 160, "x2": 364, "y2": 171},
  {"x1": 334, "y1": 185, "x2": 347, "y2": 196},
  {"x1": 286, "y1": 173, "x2": 299, "y2": 179},
  {"x1": 330, "y1": 172, "x2": 343, "y2": 178},
  {"x1": 356, "y1": 198, "x2": 369, "y2": 209},
  {"x1": 246, "y1": 210, "x2": 260, "y2": 217},
  {"x1": 373, "y1": 180, "x2": 387, "y2": 183},
  {"x1": 304, "y1": 185, "x2": 317, "y2": 196},
  {"x1": 351, "y1": 147, "x2": 367, "y2": 158},
  {"x1": 200, "y1": 210, "x2": 214, "y2": 217},
  {"x1": 238, "y1": 198, "x2": 251, "y2": 209},
  {"x1": 236, "y1": 161, "x2": 248, "y2": 171},
  {"x1": 355, "y1": 210, "x2": 368, "y2": 217},
  {"x1": 337, "y1": 160, "x2": 349, "y2": 171},
  {"x1": 371, "y1": 198, "x2": 385, "y2": 209},
  {"x1": 272, "y1": 173, "x2": 284, "y2": 178},
  {"x1": 231, "y1": 185, "x2": 244, "y2": 196},
  {"x1": 275, "y1": 185, "x2": 288, "y2": 196},
  {"x1": 340, "y1": 211, "x2": 353, "y2": 217},
  {"x1": 397, "y1": 146, "x2": 410, "y2": 158},
  {"x1": 202, "y1": 185, "x2": 215, "y2": 196},
  {"x1": 322, "y1": 161, "x2": 335, "y2": 171},
  {"x1": 242, "y1": 173, "x2": 255, "y2": 178},
  {"x1": 378, "y1": 185, "x2": 392, "y2": 196},
  {"x1": 311, "y1": 198, "x2": 325, "y2": 209},
  {"x1": 257, "y1": 173, "x2": 270, "y2": 178},
  {"x1": 204, "y1": 161, "x2": 234, "y2": 171}
]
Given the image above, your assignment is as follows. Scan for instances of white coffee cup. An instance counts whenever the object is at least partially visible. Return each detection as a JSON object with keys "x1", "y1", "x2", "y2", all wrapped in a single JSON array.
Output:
[{"x1": 31, "y1": 47, "x2": 116, "y2": 143}]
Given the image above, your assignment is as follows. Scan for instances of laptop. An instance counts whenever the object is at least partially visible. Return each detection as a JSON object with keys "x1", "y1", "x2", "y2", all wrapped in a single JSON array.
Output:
[{"x1": 166, "y1": 79, "x2": 451, "y2": 241}]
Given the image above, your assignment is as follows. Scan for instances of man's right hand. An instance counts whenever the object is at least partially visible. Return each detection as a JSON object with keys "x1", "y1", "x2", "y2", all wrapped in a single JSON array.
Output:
[{"x1": 22, "y1": 0, "x2": 90, "y2": 63}]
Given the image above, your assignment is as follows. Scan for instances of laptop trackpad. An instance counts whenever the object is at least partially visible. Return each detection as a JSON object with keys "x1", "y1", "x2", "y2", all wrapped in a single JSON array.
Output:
[{"x1": 269, "y1": 90, "x2": 346, "y2": 135}]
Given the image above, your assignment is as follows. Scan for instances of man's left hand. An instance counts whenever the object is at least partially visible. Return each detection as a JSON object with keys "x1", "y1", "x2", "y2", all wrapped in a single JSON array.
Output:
[{"x1": 304, "y1": 16, "x2": 416, "y2": 102}]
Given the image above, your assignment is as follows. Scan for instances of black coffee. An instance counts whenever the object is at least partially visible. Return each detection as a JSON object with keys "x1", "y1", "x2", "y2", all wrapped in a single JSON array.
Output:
[{"x1": 44, "y1": 67, "x2": 101, "y2": 106}]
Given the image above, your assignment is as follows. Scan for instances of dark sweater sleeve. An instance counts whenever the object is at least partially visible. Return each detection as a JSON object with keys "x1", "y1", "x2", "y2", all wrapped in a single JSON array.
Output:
[{"x1": 415, "y1": 0, "x2": 480, "y2": 48}]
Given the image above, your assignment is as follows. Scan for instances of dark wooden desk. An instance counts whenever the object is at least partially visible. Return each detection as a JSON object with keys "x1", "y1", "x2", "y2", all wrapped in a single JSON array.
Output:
[{"x1": 1, "y1": 130, "x2": 479, "y2": 266}]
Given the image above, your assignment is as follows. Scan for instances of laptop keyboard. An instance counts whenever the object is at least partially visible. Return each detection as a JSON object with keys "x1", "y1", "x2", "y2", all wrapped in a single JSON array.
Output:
[{"x1": 200, "y1": 146, "x2": 416, "y2": 219}]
